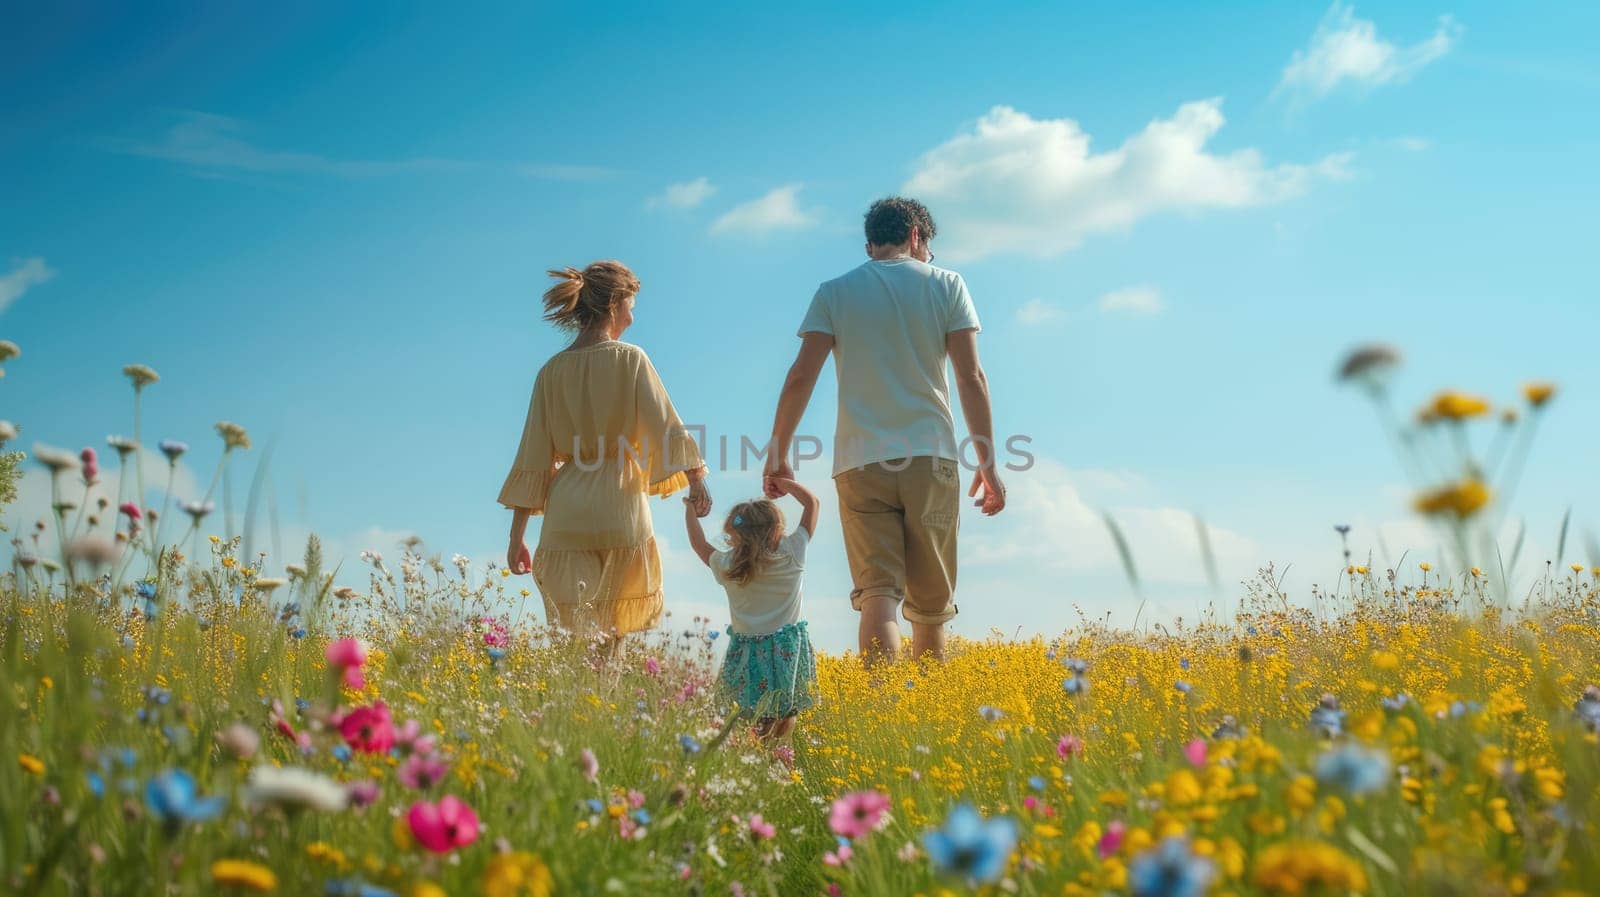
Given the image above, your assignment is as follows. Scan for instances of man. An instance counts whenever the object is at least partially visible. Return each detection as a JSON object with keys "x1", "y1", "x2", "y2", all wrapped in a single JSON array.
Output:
[{"x1": 763, "y1": 197, "x2": 1005, "y2": 665}]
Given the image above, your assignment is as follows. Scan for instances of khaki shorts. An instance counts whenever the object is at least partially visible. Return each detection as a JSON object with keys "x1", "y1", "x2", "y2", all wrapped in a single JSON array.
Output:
[{"x1": 835, "y1": 456, "x2": 960, "y2": 625}]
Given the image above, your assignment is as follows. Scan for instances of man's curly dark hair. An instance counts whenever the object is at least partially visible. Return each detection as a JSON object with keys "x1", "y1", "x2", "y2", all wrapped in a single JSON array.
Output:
[{"x1": 863, "y1": 197, "x2": 937, "y2": 247}]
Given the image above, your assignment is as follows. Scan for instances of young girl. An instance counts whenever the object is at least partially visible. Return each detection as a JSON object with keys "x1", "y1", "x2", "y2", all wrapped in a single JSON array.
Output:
[{"x1": 685, "y1": 477, "x2": 819, "y2": 742}]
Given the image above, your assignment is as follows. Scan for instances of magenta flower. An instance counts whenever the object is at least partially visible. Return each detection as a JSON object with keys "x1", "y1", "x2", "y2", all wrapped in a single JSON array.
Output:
[
  {"x1": 822, "y1": 843, "x2": 853, "y2": 867},
  {"x1": 829, "y1": 790, "x2": 891, "y2": 839},
  {"x1": 407, "y1": 795, "x2": 480, "y2": 853},
  {"x1": 749, "y1": 813, "x2": 776, "y2": 841},
  {"x1": 118, "y1": 501, "x2": 142, "y2": 521},
  {"x1": 80, "y1": 447, "x2": 99, "y2": 483},
  {"x1": 578, "y1": 748, "x2": 599, "y2": 783},
  {"x1": 645, "y1": 656, "x2": 661, "y2": 676},
  {"x1": 1183, "y1": 738, "x2": 1207, "y2": 768},
  {"x1": 1097, "y1": 820, "x2": 1126, "y2": 859},
  {"x1": 394, "y1": 718, "x2": 437, "y2": 756},
  {"x1": 1057, "y1": 734, "x2": 1084, "y2": 760},
  {"x1": 481, "y1": 617, "x2": 510, "y2": 648},
  {"x1": 325, "y1": 638, "x2": 368, "y2": 690},
  {"x1": 346, "y1": 780, "x2": 381, "y2": 808},
  {"x1": 338, "y1": 702, "x2": 395, "y2": 754},
  {"x1": 398, "y1": 754, "x2": 450, "y2": 790}
]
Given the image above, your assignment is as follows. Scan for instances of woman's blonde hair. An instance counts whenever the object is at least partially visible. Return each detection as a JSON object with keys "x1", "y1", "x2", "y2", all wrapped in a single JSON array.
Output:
[
  {"x1": 721, "y1": 499, "x2": 786, "y2": 586},
  {"x1": 542, "y1": 260, "x2": 640, "y2": 331}
]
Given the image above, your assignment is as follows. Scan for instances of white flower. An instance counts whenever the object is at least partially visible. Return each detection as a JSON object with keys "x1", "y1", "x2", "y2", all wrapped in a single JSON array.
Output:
[
  {"x1": 245, "y1": 765, "x2": 348, "y2": 812},
  {"x1": 32, "y1": 443, "x2": 79, "y2": 473},
  {"x1": 0, "y1": 420, "x2": 16, "y2": 445},
  {"x1": 252, "y1": 578, "x2": 288, "y2": 593}
]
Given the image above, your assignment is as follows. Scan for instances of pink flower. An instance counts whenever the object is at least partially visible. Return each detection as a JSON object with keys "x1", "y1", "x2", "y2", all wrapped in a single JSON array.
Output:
[
  {"x1": 1057, "y1": 734, "x2": 1084, "y2": 760},
  {"x1": 627, "y1": 789, "x2": 646, "y2": 809},
  {"x1": 1183, "y1": 738, "x2": 1207, "y2": 768},
  {"x1": 828, "y1": 790, "x2": 891, "y2": 839},
  {"x1": 481, "y1": 617, "x2": 510, "y2": 648},
  {"x1": 822, "y1": 843, "x2": 853, "y2": 867},
  {"x1": 338, "y1": 702, "x2": 395, "y2": 754},
  {"x1": 578, "y1": 748, "x2": 599, "y2": 783},
  {"x1": 398, "y1": 754, "x2": 450, "y2": 790},
  {"x1": 118, "y1": 501, "x2": 142, "y2": 521},
  {"x1": 645, "y1": 656, "x2": 661, "y2": 676},
  {"x1": 395, "y1": 718, "x2": 437, "y2": 756},
  {"x1": 407, "y1": 795, "x2": 480, "y2": 853},
  {"x1": 80, "y1": 447, "x2": 99, "y2": 483},
  {"x1": 346, "y1": 780, "x2": 381, "y2": 808},
  {"x1": 1023, "y1": 795, "x2": 1040, "y2": 813},
  {"x1": 748, "y1": 813, "x2": 775, "y2": 841},
  {"x1": 325, "y1": 638, "x2": 369, "y2": 690},
  {"x1": 1097, "y1": 820, "x2": 1126, "y2": 859}
]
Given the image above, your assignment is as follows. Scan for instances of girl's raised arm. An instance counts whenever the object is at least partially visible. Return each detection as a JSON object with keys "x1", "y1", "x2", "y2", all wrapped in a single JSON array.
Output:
[
  {"x1": 769, "y1": 477, "x2": 820, "y2": 537},
  {"x1": 683, "y1": 499, "x2": 715, "y2": 567}
]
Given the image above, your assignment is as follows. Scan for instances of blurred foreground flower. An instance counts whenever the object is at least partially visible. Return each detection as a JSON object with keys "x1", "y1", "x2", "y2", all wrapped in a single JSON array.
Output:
[
  {"x1": 211, "y1": 859, "x2": 278, "y2": 892},
  {"x1": 482, "y1": 851, "x2": 553, "y2": 897},
  {"x1": 245, "y1": 765, "x2": 348, "y2": 812},
  {"x1": 146, "y1": 769, "x2": 225, "y2": 831},
  {"x1": 1128, "y1": 837, "x2": 1215, "y2": 897},
  {"x1": 407, "y1": 795, "x2": 480, "y2": 853},
  {"x1": 123, "y1": 364, "x2": 160, "y2": 389},
  {"x1": 922, "y1": 803, "x2": 1017, "y2": 884},
  {"x1": 829, "y1": 790, "x2": 890, "y2": 839}
]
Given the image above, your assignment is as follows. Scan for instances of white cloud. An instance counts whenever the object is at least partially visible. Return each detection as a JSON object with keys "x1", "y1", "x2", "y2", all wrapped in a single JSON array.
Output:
[
  {"x1": 1277, "y1": 4, "x2": 1462, "y2": 103},
  {"x1": 649, "y1": 177, "x2": 717, "y2": 210},
  {"x1": 964, "y1": 458, "x2": 1260, "y2": 586},
  {"x1": 0, "y1": 257, "x2": 55, "y2": 315},
  {"x1": 1097, "y1": 285, "x2": 1165, "y2": 316},
  {"x1": 710, "y1": 184, "x2": 816, "y2": 236},
  {"x1": 905, "y1": 100, "x2": 1350, "y2": 261},
  {"x1": 1016, "y1": 298, "x2": 1066, "y2": 325},
  {"x1": 104, "y1": 112, "x2": 466, "y2": 177},
  {"x1": 1392, "y1": 136, "x2": 1432, "y2": 152}
]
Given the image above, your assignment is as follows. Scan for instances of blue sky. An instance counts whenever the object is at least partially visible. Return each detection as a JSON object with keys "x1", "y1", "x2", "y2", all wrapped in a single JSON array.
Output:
[{"x1": 4, "y1": 2, "x2": 1599, "y2": 650}]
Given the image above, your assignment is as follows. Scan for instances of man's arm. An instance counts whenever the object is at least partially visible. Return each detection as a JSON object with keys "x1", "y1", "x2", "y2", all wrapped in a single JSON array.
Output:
[
  {"x1": 683, "y1": 500, "x2": 715, "y2": 567},
  {"x1": 764, "y1": 332, "x2": 833, "y2": 495},
  {"x1": 947, "y1": 327, "x2": 1005, "y2": 516}
]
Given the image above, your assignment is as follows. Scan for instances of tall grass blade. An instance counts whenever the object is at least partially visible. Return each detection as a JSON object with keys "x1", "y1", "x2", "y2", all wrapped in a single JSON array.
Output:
[
  {"x1": 1101, "y1": 510, "x2": 1145, "y2": 628},
  {"x1": 1507, "y1": 518, "x2": 1527, "y2": 579},
  {"x1": 1586, "y1": 529, "x2": 1600, "y2": 568},
  {"x1": 1554, "y1": 506, "x2": 1572, "y2": 568},
  {"x1": 1193, "y1": 512, "x2": 1220, "y2": 594},
  {"x1": 240, "y1": 440, "x2": 276, "y2": 566}
]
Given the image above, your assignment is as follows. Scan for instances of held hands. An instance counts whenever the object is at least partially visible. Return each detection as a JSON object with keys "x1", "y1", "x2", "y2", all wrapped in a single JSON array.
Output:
[
  {"x1": 766, "y1": 476, "x2": 802, "y2": 498},
  {"x1": 685, "y1": 474, "x2": 713, "y2": 518},
  {"x1": 762, "y1": 455, "x2": 794, "y2": 499},
  {"x1": 969, "y1": 465, "x2": 1007, "y2": 516},
  {"x1": 506, "y1": 541, "x2": 533, "y2": 575}
]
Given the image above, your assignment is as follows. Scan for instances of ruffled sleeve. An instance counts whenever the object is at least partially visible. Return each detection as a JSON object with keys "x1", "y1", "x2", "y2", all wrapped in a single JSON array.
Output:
[
  {"x1": 632, "y1": 349, "x2": 704, "y2": 496},
  {"x1": 498, "y1": 371, "x2": 558, "y2": 513}
]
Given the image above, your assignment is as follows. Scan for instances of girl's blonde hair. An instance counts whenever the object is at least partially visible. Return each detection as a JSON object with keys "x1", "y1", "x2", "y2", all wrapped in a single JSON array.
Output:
[
  {"x1": 542, "y1": 260, "x2": 640, "y2": 331},
  {"x1": 722, "y1": 499, "x2": 786, "y2": 586}
]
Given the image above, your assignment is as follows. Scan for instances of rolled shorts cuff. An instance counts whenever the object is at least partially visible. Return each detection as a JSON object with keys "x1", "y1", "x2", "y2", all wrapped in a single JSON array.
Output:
[
  {"x1": 850, "y1": 586, "x2": 958, "y2": 625},
  {"x1": 849, "y1": 585, "x2": 903, "y2": 612},
  {"x1": 902, "y1": 600, "x2": 958, "y2": 626}
]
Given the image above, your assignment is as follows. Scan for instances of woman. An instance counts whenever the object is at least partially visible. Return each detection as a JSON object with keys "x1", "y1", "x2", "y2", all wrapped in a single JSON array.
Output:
[{"x1": 499, "y1": 260, "x2": 710, "y2": 637}]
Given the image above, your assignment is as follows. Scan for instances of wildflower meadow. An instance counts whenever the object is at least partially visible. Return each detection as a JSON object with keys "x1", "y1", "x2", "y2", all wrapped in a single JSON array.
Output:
[{"x1": 4, "y1": 350, "x2": 1600, "y2": 897}]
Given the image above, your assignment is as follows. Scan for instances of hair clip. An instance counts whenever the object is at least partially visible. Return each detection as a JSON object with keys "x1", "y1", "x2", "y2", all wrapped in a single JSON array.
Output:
[{"x1": 732, "y1": 514, "x2": 744, "y2": 526}]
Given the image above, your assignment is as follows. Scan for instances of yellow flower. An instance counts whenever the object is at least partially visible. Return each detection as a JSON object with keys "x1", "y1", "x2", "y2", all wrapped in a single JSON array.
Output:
[
  {"x1": 18, "y1": 753, "x2": 44, "y2": 776},
  {"x1": 1419, "y1": 562, "x2": 1432, "y2": 572},
  {"x1": 1413, "y1": 479, "x2": 1492, "y2": 518},
  {"x1": 211, "y1": 859, "x2": 278, "y2": 892},
  {"x1": 483, "y1": 851, "x2": 553, "y2": 897},
  {"x1": 1424, "y1": 390, "x2": 1492, "y2": 421},
  {"x1": 1251, "y1": 840, "x2": 1368, "y2": 895},
  {"x1": 1522, "y1": 381, "x2": 1557, "y2": 408},
  {"x1": 408, "y1": 883, "x2": 447, "y2": 897}
]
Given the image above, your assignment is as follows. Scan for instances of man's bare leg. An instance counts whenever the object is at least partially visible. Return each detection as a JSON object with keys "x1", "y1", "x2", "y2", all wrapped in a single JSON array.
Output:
[
  {"x1": 910, "y1": 621, "x2": 946, "y2": 663},
  {"x1": 858, "y1": 595, "x2": 901, "y2": 666}
]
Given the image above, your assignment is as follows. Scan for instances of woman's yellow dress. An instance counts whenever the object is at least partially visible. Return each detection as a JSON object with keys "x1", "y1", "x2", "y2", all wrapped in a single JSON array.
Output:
[{"x1": 497, "y1": 341, "x2": 703, "y2": 635}]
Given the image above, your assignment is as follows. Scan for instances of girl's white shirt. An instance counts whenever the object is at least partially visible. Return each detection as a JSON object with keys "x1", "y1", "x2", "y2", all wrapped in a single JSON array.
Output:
[{"x1": 710, "y1": 528, "x2": 809, "y2": 637}]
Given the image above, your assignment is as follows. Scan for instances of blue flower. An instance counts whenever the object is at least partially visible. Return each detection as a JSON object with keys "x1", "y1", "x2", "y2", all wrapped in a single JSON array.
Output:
[
  {"x1": 632, "y1": 808, "x2": 652, "y2": 825},
  {"x1": 86, "y1": 771, "x2": 105, "y2": 798},
  {"x1": 135, "y1": 581, "x2": 157, "y2": 600},
  {"x1": 1575, "y1": 686, "x2": 1600, "y2": 732},
  {"x1": 290, "y1": 627, "x2": 307, "y2": 639},
  {"x1": 1028, "y1": 776, "x2": 1046, "y2": 792},
  {"x1": 1062, "y1": 676, "x2": 1089, "y2": 696},
  {"x1": 487, "y1": 647, "x2": 506, "y2": 661},
  {"x1": 977, "y1": 705, "x2": 1004, "y2": 722},
  {"x1": 678, "y1": 734, "x2": 702, "y2": 755},
  {"x1": 585, "y1": 798, "x2": 604, "y2": 814},
  {"x1": 1063, "y1": 657, "x2": 1087, "y2": 674},
  {"x1": 923, "y1": 803, "x2": 1017, "y2": 884},
  {"x1": 145, "y1": 769, "x2": 225, "y2": 830},
  {"x1": 708, "y1": 630, "x2": 720, "y2": 641},
  {"x1": 325, "y1": 880, "x2": 398, "y2": 897},
  {"x1": 331, "y1": 745, "x2": 352, "y2": 764},
  {"x1": 1313, "y1": 743, "x2": 1391, "y2": 796},
  {"x1": 1309, "y1": 695, "x2": 1346, "y2": 738},
  {"x1": 1174, "y1": 680, "x2": 1192, "y2": 694},
  {"x1": 1179, "y1": 658, "x2": 1190, "y2": 671},
  {"x1": 1380, "y1": 693, "x2": 1411, "y2": 714},
  {"x1": 1128, "y1": 837, "x2": 1215, "y2": 897}
]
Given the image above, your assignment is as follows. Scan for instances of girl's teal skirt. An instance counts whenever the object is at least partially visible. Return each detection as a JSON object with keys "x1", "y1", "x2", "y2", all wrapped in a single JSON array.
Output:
[{"x1": 715, "y1": 620, "x2": 817, "y2": 719}]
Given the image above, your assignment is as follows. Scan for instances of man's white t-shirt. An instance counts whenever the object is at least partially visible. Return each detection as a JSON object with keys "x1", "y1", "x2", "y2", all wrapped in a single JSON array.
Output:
[
  {"x1": 710, "y1": 528, "x2": 809, "y2": 636},
  {"x1": 798, "y1": 258, "x2": 981, "y2": 475}
]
